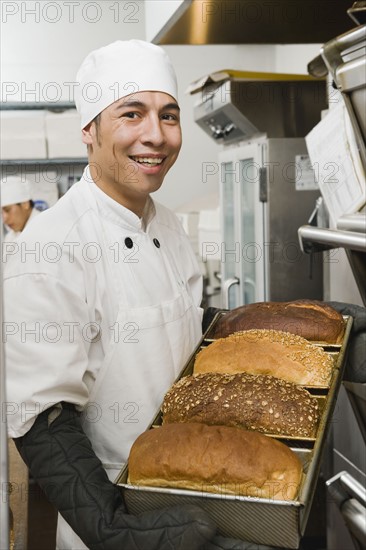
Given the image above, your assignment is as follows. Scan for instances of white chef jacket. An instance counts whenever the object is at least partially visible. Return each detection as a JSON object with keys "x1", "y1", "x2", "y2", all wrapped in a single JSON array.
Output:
[
  {"x1": 4, "y1": 167, "x2": 203, "y2": 548},
  {"x1": 2, "y1": 208, "x2": 41, "y2": 263}
]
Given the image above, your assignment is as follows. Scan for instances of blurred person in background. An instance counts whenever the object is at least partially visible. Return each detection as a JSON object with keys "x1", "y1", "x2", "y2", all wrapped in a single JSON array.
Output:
[{"x1": 1, "y1": 176, "x2": 40, "y2": 243}]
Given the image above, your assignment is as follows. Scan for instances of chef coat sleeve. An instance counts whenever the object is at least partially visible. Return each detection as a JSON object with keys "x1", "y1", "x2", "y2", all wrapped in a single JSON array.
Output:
[
  {"x1": 4, "y1": 271, "x2": 92, "y2": 438},
  {"x1": 14, "y1": 402, "x2": 217, "y2": 550}
]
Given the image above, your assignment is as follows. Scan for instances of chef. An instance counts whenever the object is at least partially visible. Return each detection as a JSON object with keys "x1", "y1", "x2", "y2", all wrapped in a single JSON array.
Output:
[
  {"x1": 4, "y1": 40, "x2": 265, "y2": 550},
  {"x1": 1, "y1": 176, "x2": 40, "y2": 242}
]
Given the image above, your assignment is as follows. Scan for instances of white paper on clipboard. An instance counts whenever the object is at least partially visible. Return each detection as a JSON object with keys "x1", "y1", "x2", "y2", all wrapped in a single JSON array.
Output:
[{"x1": 305, "y1": 100, "x2": 366, "y2": 225}]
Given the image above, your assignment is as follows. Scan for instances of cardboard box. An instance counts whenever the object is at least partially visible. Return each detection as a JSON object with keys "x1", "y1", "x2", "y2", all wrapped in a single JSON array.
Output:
[
  {"x1": 45, "y1": 109, "x2": 86, "y2": 158},
  {"x1": 0, "y1": 111, "x2": 47, "y2": 159}
]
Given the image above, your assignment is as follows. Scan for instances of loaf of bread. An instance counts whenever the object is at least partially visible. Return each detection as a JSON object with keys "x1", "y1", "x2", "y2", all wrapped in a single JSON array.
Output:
[
  {"x1": 210, "y1": 300, "x2": 345, "y2": 344},
  {"x1": 162, "y1": 372, "x2": 319, "y2": 438},
  {"x1": 194, "y1": 329, "x2": 334, "y2": 386},
  {"x1": 128, "y1": 423, "x2": 303, "y2": 501}
]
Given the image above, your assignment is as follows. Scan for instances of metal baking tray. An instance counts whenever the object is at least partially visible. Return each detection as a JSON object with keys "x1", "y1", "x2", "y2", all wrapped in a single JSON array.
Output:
[{"x1": 116, "y1": 315, "x2": 353, "y2": 549}]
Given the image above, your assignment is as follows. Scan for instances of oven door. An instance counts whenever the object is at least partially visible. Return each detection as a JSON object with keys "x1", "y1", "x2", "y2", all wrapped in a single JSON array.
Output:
[{"x1": 326, "y1": 383, "x2": 366, "y2": 549}]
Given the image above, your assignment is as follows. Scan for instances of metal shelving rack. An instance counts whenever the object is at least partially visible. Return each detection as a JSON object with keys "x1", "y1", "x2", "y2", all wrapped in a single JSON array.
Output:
[{"x1": 0, "y1": 101, "x2": 88, "y2": 167}]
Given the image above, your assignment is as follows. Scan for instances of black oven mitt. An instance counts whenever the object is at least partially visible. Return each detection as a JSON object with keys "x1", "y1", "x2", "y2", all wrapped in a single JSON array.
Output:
[
  {"x1": 327, "y1": 301, "x2": 366, "y2": 383},
  {"x1": 13, "y1": 403, "x2": 217, "y2": 550},
  {"x1": 202, "y1": 307, "x2": 225, "y2": 333},
  {"x1": 206, "y1": 536, "x2": 283, "y2": 549}
]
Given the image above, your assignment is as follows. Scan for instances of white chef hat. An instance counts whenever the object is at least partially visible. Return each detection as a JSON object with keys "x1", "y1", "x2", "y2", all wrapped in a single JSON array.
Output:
[
  {"x1": 75, "y1": 39, "x2": 178, "y2": 129},
  {"x1": 1, "y1": 177, "x2": 32, "y2": 207}
]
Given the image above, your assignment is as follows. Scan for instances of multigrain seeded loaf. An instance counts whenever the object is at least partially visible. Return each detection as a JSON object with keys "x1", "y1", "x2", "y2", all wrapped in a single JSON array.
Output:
[
  {"x1": 128, "y1": 423, "x2": 303, "y2": 501},
  {"x1": 194, "y1": 329, "x2": 334, "y2": 386},
  {"x1": 162, "y1": 372, "x2": 319, "y2": 438},
  {"x1": 210, "y1": 300, "x2": 345, "y2": 344}
]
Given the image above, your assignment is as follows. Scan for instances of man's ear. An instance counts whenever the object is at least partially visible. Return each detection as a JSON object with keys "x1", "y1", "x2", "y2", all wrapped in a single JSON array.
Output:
[{"x1": 82, "y1": 122, "x2": 95, "y2": 145}]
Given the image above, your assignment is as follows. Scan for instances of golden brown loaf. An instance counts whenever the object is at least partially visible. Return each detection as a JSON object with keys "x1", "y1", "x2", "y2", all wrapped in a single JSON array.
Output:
[
  {"x1": 162, "y1": 372, "x2": 319, "y2": 438},
  {"x1": 194, "y1": 329, "x2": 334, "y2": 386},
  {"x1": 128, "y1": 423, "x2": 303, "y2": 501},
  {"x1": 210, "y1": 300, "x2": 345, "y2": 344}
]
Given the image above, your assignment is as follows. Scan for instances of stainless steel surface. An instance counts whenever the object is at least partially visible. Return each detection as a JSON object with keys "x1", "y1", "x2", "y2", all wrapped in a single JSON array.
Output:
[
  {"x1": 327, "y1": 470, "x2": 366, "y2": 506},
  {"x1": 326, "y1": 382, "x2": 366, "y2": 550},
  {"x1": 119, "y1": 476, "x2": 304, "y2": 548},
  {"x1": 337, "y1": 212, "x2": 366, "y2": 233},
  {"x1": 345, "y1": 249, "x2": 366, "y2": 307},
  {"x1": 307, "y1": 55, "x2": 329, "y2": 78},
  {"x1": 341, "y1": 498, "x2": 366, "y2": 548},
  {"x1": 152, "y1": 0, "x2": 354, "y2": 45},
  {"x1": 220, "y1": 137, "x2": 324, "y2": 307},
  {"x1": 298, "y1": 225, "x2": 366, "y2": 253},
  {"x1": 263, "y1": 139, "x2": 323, "y2": 301},
  {"x1": 193, "y1": 78, "x2": 327, "y2": 143},
  {"x1": 343, "y1": 381, "x2": 366, "y2": 443},
  {"x1": 298, "y1": 225, "x2": 366, "y2": 305},
  {"x1": 221, "y1": 277, "x2": 239, "y2": 309},
  {"x1": 117, "y1": 316, "x2": 353, "y2": 549},
  {"x1": 321, "y1": 25, "x2": 366, "y2": 78},
  {"x1": 327, "y1": 471, "x2": 366, "y2": 548}
]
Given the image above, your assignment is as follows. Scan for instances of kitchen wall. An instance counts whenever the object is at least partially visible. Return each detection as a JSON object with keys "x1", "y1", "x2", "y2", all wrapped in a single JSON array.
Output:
[
  {"x1": 0, "y1": 1, "x2": 146, "y2": 98},
  {"x1": 1, "y1": 1, "x2": 320, "y2": 211}
]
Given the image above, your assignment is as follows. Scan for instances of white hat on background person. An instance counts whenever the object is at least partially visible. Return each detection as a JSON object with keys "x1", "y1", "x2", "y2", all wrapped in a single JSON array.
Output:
[
  {"x1": 75, "y1": 39, "x2": 178, "y2": 129},
  {"x1": 1, "y1": 177, "x2": 32, "y2": 208}
]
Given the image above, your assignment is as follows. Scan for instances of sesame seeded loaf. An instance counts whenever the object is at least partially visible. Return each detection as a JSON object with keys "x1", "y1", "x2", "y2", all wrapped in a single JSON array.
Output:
[
  {"x1": 128, "y1": 423, "x2": 303, "y2": 501},
  {"x1": 194, "y1": 329, "x2": 334, "y2": 386},
  {"x1": 162, "y1": 372, "x2": 319, "y2": 438},
  {"x1": 210, "y1": 300, "x2": 345, "y2": 344}
]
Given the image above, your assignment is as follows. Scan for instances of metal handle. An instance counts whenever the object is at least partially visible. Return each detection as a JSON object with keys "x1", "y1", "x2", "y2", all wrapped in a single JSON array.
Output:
[
  {"x1": 321, "y1": 25, "x2": 366, "y2": 78},
  {"x1": 326, "y1": 470, "x2": 366, "y2": 507},
  {"x1": 209, "y1": 122, "x2": 236, "y2": 140},
  {"x1": 298, "y1": 225, "x2": 366, "y2": 254},
  {"x1": 326, "y1": 471, "x2": 366, "y2": 548},
  {"x1": 342, "y1": 498, "x2": 366, "y2": 548},
  {"x1": 221, "y1": 277, "x2": 239, "y2": 309}
]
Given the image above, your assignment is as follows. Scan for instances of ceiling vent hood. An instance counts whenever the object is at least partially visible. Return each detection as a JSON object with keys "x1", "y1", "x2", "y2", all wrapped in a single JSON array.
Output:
[
  {"x1": 152, "y1": 0, "x2": 354, "y2": 45},
  {"x1": 188, "y1": 70, "x2": 327, "y2": 143}
]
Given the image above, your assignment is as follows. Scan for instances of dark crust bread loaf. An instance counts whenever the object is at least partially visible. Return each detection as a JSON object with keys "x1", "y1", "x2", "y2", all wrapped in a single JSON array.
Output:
[
  {"x1": 210, "y1": 300, "x2": 345, "y2": 344},
  {"x1": 162, "y1": 372, "x2": 319, "y2": 438},
  {"x1": 194, "y1": 329, "x2": 334, "y2": 386},
  {"x1": 128, "y1": 423, "x2": 303, "y2": 501}
]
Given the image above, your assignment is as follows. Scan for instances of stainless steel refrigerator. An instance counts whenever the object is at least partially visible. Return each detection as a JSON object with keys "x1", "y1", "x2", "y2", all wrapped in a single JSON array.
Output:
[{"x1": 218, "y1": 135, "x2": 324, "y2": 308}]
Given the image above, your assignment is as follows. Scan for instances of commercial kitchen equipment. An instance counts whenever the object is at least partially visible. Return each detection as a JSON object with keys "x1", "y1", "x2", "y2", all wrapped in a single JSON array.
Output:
[
  {"x1": 189, "y1": 71, "x2": 328, "y2": 309},
  {"x1": 298, "y1": 9, "x2": 366, "y2": 549},
  {"x1": 150, "y1": 0, "x2": 354, "y2": 45}
]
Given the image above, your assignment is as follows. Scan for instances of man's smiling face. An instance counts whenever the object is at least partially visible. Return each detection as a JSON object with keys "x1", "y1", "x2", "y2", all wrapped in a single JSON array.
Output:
[{"x1": 82, "y1": 91, "x2": 182, "y2": 216}]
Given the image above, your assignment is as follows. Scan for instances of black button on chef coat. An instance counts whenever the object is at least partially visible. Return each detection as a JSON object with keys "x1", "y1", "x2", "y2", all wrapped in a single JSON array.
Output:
[{"x1": 124, "y1": 237, "x2": 133, "y2": 249}]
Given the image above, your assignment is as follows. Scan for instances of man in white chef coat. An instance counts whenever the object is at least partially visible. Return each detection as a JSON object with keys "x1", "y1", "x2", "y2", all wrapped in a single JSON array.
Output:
[
  {"x1": 1, "y1": 177, "x2": 40, "y2": 243},
  {"x1": 4, "y1": 41, "x2": 274, "y2": 550}
]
